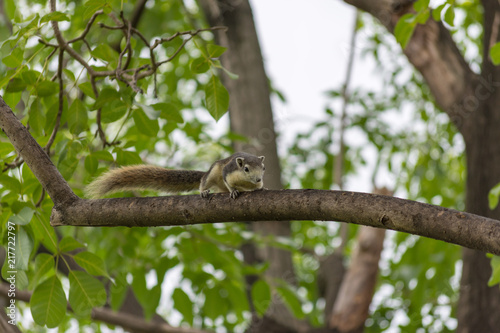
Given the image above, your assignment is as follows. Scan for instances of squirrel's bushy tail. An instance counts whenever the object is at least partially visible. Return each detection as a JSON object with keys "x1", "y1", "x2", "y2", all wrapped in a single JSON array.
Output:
[{"x1": 85, "y1": 165, "x2": 205, "y2": 198}]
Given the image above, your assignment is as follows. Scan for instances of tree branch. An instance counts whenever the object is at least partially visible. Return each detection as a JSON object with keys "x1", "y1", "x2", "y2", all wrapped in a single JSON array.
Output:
[{"x1": 49, "y1": 189, "x2": 500, "y2": 255}]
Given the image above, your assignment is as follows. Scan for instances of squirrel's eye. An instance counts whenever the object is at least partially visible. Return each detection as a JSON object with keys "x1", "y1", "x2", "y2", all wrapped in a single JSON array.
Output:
[{"x1": 244, "y1": 167, "x2": 249, "y2": 172}]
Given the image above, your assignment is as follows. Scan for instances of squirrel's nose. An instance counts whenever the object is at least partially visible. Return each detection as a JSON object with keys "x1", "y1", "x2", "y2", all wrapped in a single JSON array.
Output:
[{"x1": 256, "y1": 178, "x2": 261, "y2": 183}]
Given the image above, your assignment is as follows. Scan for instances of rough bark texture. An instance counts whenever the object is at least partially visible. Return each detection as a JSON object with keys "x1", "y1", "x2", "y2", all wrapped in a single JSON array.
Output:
[
  {"x1": 342, "y1": 0, "x2": 500, "y2": 331},
  {"x1": 328, "y1": 227, "x2": 386, "y2": 332},
  {"x1": 198, "y1": 1, "x2": 303, "y2": 331},
  {"x1": 45, "y1": 190, "x2": 500, "y2": 255}
]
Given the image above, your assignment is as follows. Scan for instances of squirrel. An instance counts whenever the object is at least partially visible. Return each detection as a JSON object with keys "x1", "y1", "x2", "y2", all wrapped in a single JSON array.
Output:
[{"x1": 85, "y1": 152, "x2": 266, "y2": 199}]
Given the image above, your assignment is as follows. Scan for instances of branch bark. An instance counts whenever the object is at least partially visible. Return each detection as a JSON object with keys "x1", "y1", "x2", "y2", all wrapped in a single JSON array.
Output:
[{"x1": 46, "y1": 189, "x2": 500, "y2": 255}]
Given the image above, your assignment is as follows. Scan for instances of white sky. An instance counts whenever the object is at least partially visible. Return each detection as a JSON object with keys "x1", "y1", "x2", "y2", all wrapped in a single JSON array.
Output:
[
  {"x1": 250, "y1": 0, "x2": 356, "y2": 130},
  {"x1": 250, "y1": 0, "x2": 385, "y2": 192}
]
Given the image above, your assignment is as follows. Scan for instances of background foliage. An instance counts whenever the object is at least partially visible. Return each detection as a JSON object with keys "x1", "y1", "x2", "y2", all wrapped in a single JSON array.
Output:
[{"x1": 0, "y1": 0, "x2": 497, "y2": 332}]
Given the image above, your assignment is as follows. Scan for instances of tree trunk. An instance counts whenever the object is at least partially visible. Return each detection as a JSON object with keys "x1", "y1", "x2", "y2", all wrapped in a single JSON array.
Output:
[
  {"x1": 458, "y1": 77, "x2": 500, "y2": 332},
  {"x1": 198, "y1": 1, "x2": 307, "y2": 331},
  {"x1": 342, "y1": 0, "x2": 500, "y2": 331}
]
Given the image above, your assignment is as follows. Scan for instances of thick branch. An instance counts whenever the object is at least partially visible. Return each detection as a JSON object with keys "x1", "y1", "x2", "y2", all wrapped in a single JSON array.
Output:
[
  {"x1": 50, "y1": 189, "x2": 500, "y2": 255},
  {"x1": 0, "y1": 97, "x2": 78, "y2": 207}
]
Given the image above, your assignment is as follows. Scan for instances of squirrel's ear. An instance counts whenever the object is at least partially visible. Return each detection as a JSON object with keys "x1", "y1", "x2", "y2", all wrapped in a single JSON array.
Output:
[
  {"x1": 236, "y1": 157, "x2": 245, "y2": 168},
  {"x1": 259, "y1": 156, "x2": 265, "y2": 163}
]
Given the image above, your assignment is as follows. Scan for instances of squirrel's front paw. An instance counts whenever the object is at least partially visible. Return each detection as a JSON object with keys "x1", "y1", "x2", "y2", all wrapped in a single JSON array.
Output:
[
  {"x1": 201, "y1": 190, "x2": 210, "y2": 198},
  {"x1": 230, "y1": 189, "x2": 240, "y2": 199}
]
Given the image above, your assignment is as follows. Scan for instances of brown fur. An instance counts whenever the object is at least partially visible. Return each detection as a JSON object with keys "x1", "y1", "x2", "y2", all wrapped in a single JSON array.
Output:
[{"x1": 85, "y1": 152, "x2": 265, "y2": 199}]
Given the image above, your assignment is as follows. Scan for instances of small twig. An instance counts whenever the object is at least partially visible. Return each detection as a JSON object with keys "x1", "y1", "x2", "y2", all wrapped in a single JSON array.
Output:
[
  {"x1": 67, "y1": 10, "x2": 104, "y2": 43},
  {"x1": 35, "y1": 189, "x2": 46, "y2": 207},
  {"x1": 90, "y1": 77, "x2": 109, "y2": 147},
  {"x1": 2, "y1": 157, "x2": 24, "y2": 172},
  {"x1": 116, "y1": 12, "x2": 132, "y2": 74},
  {"x1": 150, "y1": 26, "x2": 227, "y2": 50},
  {"x1": 38, "y1": 39, "x2": 59, "y2": 48},
  {"x1": 157, "y1": 37, "x2": 192, "y2": 67},
  {"x1": 44, "y1": 48, "x2": 65, "y2": 154}
]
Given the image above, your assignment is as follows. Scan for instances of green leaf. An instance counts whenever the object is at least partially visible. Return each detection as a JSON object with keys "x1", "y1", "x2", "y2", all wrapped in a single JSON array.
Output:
[
  {"x1": 203, "y1": 286, "x2": 225, "y2": 320},
  {"x1": 6, "y1": 78, "x2": 26, "y2": 92},
  {"x1": 133, "y1": 108, "x2": 160, "y2": 136},
  {"x1": 30, "y1": 275, "x2": 67, "y2": 328},
  {"x1": 74, "y1": 251, "x2": 108, "y2": 277},
  {"x1": 136, "y1": 103, "x2": 161, "y2": 119},
  {"x1": 15, "y1": 226, "x2": 34, "y2": 270},
  {"x1": 488, "y1": 255, "x2": 500, "y2": 286},
  {"x1": 2, "y1": 47, "x2": 23, "y2": 68},
  {"x1": 0, "y1": 175, "x2": 21, "y2": 195},
  {"x1": 91, "y1": 150, "x2": 114, "y2": 161},
  {"x1": 415, "y1": 9, "x2": 430, "y2": 24},
  {"x1": 31, "y1": 214, "x2": 58, "y2": 254},
  {"x1": 59, "y1": 236, "x2": 85, "y2": 253},
  {"x1": 84, "y1": 154, "x2": 99, "y2": 175},
  {"x1": 443, "y1": 5, "x2": 455, "y2": 27},
  {"x1": 152, "y1": 102, "x2": 184, "y2": 123},
  {"x1": 251, "y1": 280, "x2": 271, "y2": 316},
  {"x1": 21, "y1": 70, "x2": 40, "y2": 85},
  {"x1": 2, "y1": 92, "x2": 22, "y2": 110},
  {"x1": 490, "y1": 43, "x2": 500, "y2": 66},
  {"x1": 115, "y1": 149, "x2": 142, "y2": 165},
  {"x1": 207, "y1": 44, "x2": 227, "y2": 58},
  {"x1": 131, "y1": 271, "x2": 161, "y2": 319},
  {"x1": 29, "y1": 100, "x2": 46, "y2": 136},
  {"x1": 10, "y1": 206, "x2": 34, "y2": 225},
  {"x1": 40, "y1": 11, "x2": 70, "y2": 23},
  {"x1": 205, "y1": 75, "x2": 229, "y2": 121},
  {"x1": 63, "y1": 69, "x2": 76, "y2": 82},
  {"x1": 489, "y1": 182, "x2": 500, "y2": 209},
  {"x1": 110, "y1": 274, "x2": 128, "y2": 311},
  {"x1": 79, "y1": 82, "x2": 96, "y2": 99},
  {"x1": 94, "y1": 89, "x2": 129, "y2": 123},
  {"x1": 30, "y1": 253, "x2": 55, "y2": 288},
  {"x1": 58, "y1": 155, "x2": 79, "y2": 180},
  {"x1": 172, "y1": 288, "x2": 193, "y2": 324},
  {"x1": 68, "y1": 270, "x2": 106, "y2": 317},
  {"x1": 91, "y1": 44, "x2": 117, "y2": 64},
  {"x1": 191, "y1": 58, "x2": 210, "y2": 74},
  {"x1": 94, "y1": 88, "x2": 120, "y2": 109},
  {"x1": 413, "y1": 0, "x2": 430, "y2": 12},
  {"x1": 394, "y1": 14, "x2": 416, "y2": 49},
  {"x1": 68, "y1": 99, "x2": 88, "y2": 134},
  {"x1": 36, "y1": 81, "x2": 59, "y2": 97},
  {"x1": 103, "y1": 100, "x2": 128, "y2": 123},
  {"x1": 4, "y1": 0, "x2": 15, "y2": 20},
  {"x1": 432, "y1": 4, "x2": 446, "y2": 21},
  {"x1": 276, "y1": 286, "x2": 304, "y2": 319},
  {"x1": 83, "y1": 0, "x2": 110, "y2": 20}
]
